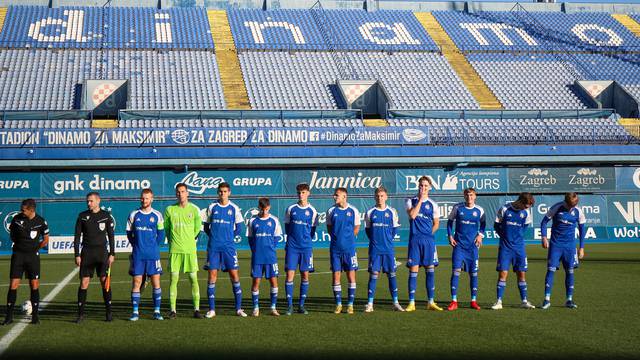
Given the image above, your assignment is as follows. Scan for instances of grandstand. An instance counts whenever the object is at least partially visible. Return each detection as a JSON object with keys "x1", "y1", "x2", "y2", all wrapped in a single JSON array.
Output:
[{"x1": 0, "y1": 1, "x2": 639, "y2": 358}]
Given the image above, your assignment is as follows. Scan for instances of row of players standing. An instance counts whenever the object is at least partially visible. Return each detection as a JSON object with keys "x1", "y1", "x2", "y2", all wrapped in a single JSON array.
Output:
[{"x1": 1, "y1": 175, "x2": 586, "y2": 324}]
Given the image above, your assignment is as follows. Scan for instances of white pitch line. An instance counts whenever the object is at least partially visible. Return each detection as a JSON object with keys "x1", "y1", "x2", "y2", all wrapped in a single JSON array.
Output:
[{"x1": 0, "y1": 267, "x2": 79, "y2": 357}]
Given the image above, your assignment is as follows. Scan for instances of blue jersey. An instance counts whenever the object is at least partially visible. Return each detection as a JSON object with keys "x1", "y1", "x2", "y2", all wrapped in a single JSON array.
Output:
[
  {"x1": 205, "y1": 201, "x2": 244, "y2": 252},
  {"x1": 326, "y1": 204, "x2": 360, "y2": 254},
  {"x1": 364, "y1": 206, "x2": 400, "y2": 255},
  {"x1": 126, "y1": 207, "x2": 165, "y2": 261},
  {"x1": 541, "y1": 202, "x2": 586, "y2": 248},
  {"x1": 447, "y1": 202, "x2": 486, "y2": 251},
  {"x1": 405, "y1": 197, "x2": 440, "y2": 241},
  {"x1": 494, "y1": 203, "x2": 532, "y2": 249},
  {"x1": 247, "y1": 214, "x2": 282, "y2": 265},
  {"x1": 284, "y1": 203, "x2": 318, "y2": 251}
]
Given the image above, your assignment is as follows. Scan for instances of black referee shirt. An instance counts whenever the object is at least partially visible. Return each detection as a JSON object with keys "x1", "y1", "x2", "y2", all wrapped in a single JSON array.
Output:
[
  {"x1": 10, "y1": 213, "x2": 49, "y2": 253},
  {"x1": 74, "y1": 209, "x2": 115, "y2": 257}
]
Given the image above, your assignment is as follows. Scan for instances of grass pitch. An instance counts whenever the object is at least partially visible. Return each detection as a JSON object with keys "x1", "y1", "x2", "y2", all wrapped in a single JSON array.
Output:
[{"x1": 0, "y1": 243, "x2": 638, "y2": 360}]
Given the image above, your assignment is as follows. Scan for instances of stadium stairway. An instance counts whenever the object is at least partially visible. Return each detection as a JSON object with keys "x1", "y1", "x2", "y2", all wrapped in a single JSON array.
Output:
[
  {"x1": 208, "y1": 10, "x2": 251, "y2": 110},
  {"x1": 0, "y1": 8, "x2": 6, "y2": 34},
  {"x1": 414, "y1": 12, "x2": 503, "y2": 110},
  {"x1": 612, "y1": 14, "x2": 640, "y2": 37},
  {"x1": 363, "y1": 118, "x2": 389, "y2": 127},
  {"x1": 92, "y1": 119, "x2": 119, "y2": 128},
  {"x1": 619, "y1": 118, "x2": 640, "y2": 138}
]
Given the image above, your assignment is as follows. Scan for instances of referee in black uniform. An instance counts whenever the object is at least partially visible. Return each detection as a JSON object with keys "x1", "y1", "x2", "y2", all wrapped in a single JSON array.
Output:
[
  {"x1": 2, "y1": 199, "x2": 49, "y2": 325},
  {"x1": 74, "y1": 192, "x2": 115, "y2": 323}
]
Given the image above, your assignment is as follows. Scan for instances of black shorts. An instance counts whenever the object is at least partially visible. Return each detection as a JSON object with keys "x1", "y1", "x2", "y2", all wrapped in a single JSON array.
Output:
[
  {"x1": 80, "y1": 250, "x2": 109, "y2": 278},
  {"x1": 10, "y1": 251, "x2": 40, "y2": 280}
]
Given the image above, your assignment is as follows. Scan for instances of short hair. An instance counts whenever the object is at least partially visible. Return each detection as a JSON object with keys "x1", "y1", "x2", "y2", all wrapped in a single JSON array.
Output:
[
  {"x1": 564, "y1": 192, "x2": 579, "y2": 207},
  {"x1": 418, "y1": 176, "x2": 433, "y2": 186},
  {"x1": 296, "y1": 183, "x2": 310, "y2": 192},
  {"x1": 141, "y1": 188, "x2": 153, "y2": 196},
  {"x1": 21, "y1": 199, "x2": 36, "y2": 211},
  {"x1": 375, "y1": 186, "x2": 388, "y2": 195},
  {"x1": 218, "y1": 182, "x2": 231, "y2": 191},
  {"x1": 175, "y1": 183, "x2": 187, "y2": 191},
  {"x1": 86, "y1": 192, "x2": 100, "y2": 199},
  {"x1": 335, "y1": 187, "x2": 348, "y2": 195},
  {"x1": 512, "y1": 192, "x2": 535, "y2": 210},
  {"x1": 463, "y1": 188, "x2": 477, "y2": 195},
  {"x1": 258, "y1": 197, "x2": 270, "y2": 210}
]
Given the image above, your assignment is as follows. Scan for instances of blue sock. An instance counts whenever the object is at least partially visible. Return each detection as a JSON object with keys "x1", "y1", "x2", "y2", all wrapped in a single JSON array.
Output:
[
  {"x1": 389, "y1": 273, "x2": 399, "y2": 303},
  {"x1": 131, "y1": 291, "x2": 140, "y2": 314},
  {"x1": 367, "y1": 274, "x2": 379, "y2": 304},
  {"x1": 152, "y1": 288, "x2": 161, "y2": 313},
  {"x1": 333, "y1": 284, "x2": 342, "y2": 305},
  {"x1": 470, "y1": 272, "x2": 478, "y2": 301},
  {"x1": 270, "y1": 287, "x2": 278, "y2": 309},
  {"x1": 252, "y1": 290, "x2": 259, "y2": 309},
  {"x1": 207, "y1": 283, "x2": 216, "y2": 311},
  {"x1": 426, "y1": 268, "x2": 435, "y2": 302},
  {"x1": 285, "y1": 281, "x2": 294, "y2": 308},
  {"x1": 565, "y1": 269, "x2": 575, "y2": 300},
  {"x1": 408, "y1": 271, "x2": 418, "y2": 302},
  {"x1": 450, "y1": 270, "x2": 460, "y2": 301},
  {"x1": 518, "y1": 281, "x2": 528, "y2": 302},
  {"x1": 545, "y1": 268, "x2": 556, "y2": 300},
  {"x1": 497, "y1": 280, "x2": 506, "y2": 301},
  {"x1": 233, "y1": 281, "x2": 242, "y2": 311},
  {"x1": 299, "y1": 281, "x2": 309, "y2": 307},
  {"x1": 348, "y1": 283, "x2": 356, "y2": 306}
]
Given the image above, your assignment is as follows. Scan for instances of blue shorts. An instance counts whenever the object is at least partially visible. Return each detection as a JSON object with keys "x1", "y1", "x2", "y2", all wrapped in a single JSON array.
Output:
[
  {"x1": 285, "y1": 248, "x2": 314, "y2": 273},
  {"x1": 330, "y1": 251, "x2": 358, "y2": 272},
  {"x1": 406, "y1": 240, "x2": 439, "y2": 268},
  {"x1": 368, "y1": 253, "x2": 397, "y2": 274},
  {"x1": 251, "y1": 263, "x2": 279, "y2": 279},
  {"x1": 497, "y1": 246, "x2": 528, "y2": 272},
  {"x1": 204, "y1": 248, "x2": 239, "y2": 272},
  {"x1": 129, "y1": 257, "x2": 163, "y2": 276},
  {"x1": 547, "y1": 246, "x2": 579, "y2": 270},
  {"x1": 452, "y1": 247, "x2": 478, "y2": 273}
]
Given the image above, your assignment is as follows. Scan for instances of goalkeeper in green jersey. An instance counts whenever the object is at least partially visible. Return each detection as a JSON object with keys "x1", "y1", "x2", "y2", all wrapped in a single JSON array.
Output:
[{"x1": 164, "y1": 183, "x2": 203, "y2": 319}]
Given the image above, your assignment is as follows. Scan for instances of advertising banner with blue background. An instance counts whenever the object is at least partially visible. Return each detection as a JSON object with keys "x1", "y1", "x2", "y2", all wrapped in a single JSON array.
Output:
[
  {"x1": 0, "y1": 167, "x2": 638, "y2": 254},
  {"x1": 0, "y1": 127, "x2": 430, "y2": 148}
]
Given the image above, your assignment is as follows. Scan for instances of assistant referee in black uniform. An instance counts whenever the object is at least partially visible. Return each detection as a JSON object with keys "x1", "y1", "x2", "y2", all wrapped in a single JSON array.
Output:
[
  {"x1": 74, "y1": 192, "x2": 115, "y2": 323},
  {"x1": 2, "y1": 199, "x2": 49, "y2": 325}
]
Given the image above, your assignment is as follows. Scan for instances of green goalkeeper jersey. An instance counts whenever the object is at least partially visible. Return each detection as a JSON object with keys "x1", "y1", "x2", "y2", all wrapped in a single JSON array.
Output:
[{"x1": 164, "y1": 202, "x2": 201, "y2": 254}]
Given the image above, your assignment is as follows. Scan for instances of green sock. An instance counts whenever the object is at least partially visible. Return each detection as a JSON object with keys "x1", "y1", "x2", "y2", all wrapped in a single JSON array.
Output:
[
  {"x1": 188, "y1": 272, "x2": 200, "y2": 311},
  {"x1": 170, "y1": 272, "x2": 179, "y2": 312}
]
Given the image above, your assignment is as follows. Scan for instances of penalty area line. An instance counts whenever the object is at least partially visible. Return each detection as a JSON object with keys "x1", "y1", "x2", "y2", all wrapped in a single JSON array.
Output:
[{"x1": 0, "y1": 267, "x2": 79, "y2": 357}]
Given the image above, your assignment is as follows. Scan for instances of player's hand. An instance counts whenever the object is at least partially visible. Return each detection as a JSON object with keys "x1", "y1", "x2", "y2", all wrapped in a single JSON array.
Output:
[
  {"x1": 107, "y1": 255, "x2": 115, "y2": 266},
  {"x1": 448, "y1": 236, "x2": 457, "y2": 247},
  {"x1": 541, "y1": 237, "x2": 549, "y2": 249},
  {"x1": 578, "y1": 248, "x2": 585, "y2": 259},
  {"x1": 475, "y1": 235, "x2": 483, "y2": 248},
  {"x1": 75, "y1": 256, "x2": 81, "y2": 267}
]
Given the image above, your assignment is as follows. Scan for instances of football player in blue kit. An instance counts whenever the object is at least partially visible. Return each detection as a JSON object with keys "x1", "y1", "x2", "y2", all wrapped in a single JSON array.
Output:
[
  {"x1": 446, "y1": 188, "x2": 486, "y2": 311},
  {"x1": 203, "y1": 182, "x2": 246, "y2": 318},
  {"x1": 126, "y1": 188, "x2": 165, "y2": 321},
  {"x1": 326, "y1": 187, "x2": 360, "y2": 314},
  {"x1": 405, "y1": 176, "x2": 442, "y2": 312},
  {"x1": 491, "y1": 192, "x2": 536, "y2": 310},
  {"x1": 283, "y1": 183, "x2": 318, "y2": 315},
  {"x1": 247, "y1": 197, "x2": 283, "y2": 317},
  {"x1": 364, "y1": 186, "x2": 404, "y2": 313},
  {"x1": 540, "y1": 192, "x2": 586, "y2": 309}
]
